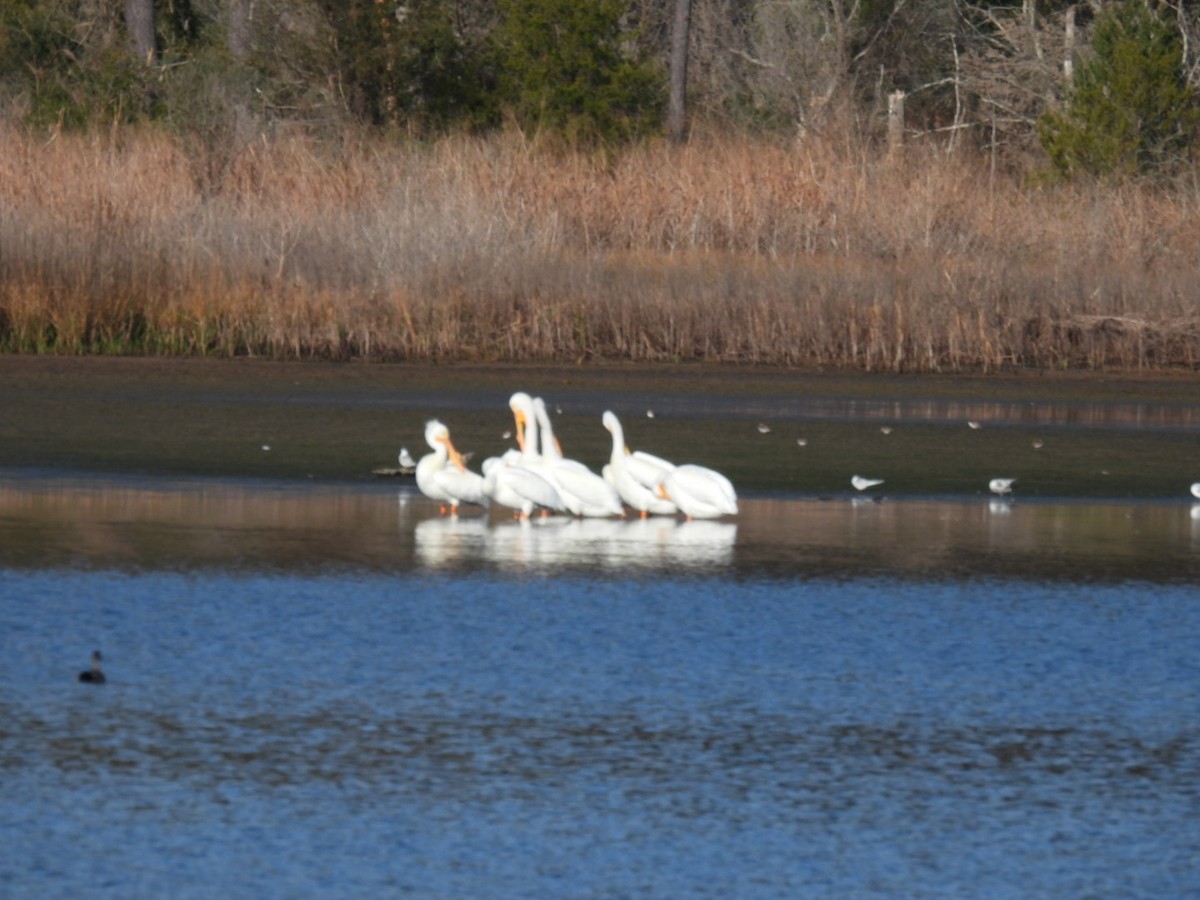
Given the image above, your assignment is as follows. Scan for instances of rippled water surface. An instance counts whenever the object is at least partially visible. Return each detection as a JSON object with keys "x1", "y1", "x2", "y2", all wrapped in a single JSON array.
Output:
[{"x1": 2, "y1": 474, "x2": 1199, "y2": 897}]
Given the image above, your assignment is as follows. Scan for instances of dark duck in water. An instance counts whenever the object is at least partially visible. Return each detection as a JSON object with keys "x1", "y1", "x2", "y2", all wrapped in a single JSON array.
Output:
[{"x1": 79, "y1": 650, "x2": 106, "y2": 684}]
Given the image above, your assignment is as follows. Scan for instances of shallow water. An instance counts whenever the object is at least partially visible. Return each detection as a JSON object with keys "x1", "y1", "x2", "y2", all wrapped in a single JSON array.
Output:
[
  {"x1": 5, "y1": 356, "x2": 1200, "y2": 496},
  {"x1": 2, "y1": 474, "x2": 1199, "y2": 897}
]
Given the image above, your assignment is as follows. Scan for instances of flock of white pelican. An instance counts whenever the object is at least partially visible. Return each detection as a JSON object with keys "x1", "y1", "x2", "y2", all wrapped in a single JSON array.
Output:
[
  {"x1": 415, "y1": 392, "x2": 738, "y2": 520},
  {"x1": 409, "y1": 395, "x2": 1200, "y2": 512}
]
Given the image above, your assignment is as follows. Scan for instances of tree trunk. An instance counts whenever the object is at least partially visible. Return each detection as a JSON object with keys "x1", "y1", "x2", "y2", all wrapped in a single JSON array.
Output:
[
  {"x1": 229, "y1": 0, "x2": 252, "y2": 60},
  {"x1": 124, "y1": 0, "x2": 155, "y2": 63},
  {"x1": 668, "y1": 0, "x2": 692, "y2": 143},
  {"x1": 887, "y1": 90, "x2": 905, "y2": 157},
  {"x1": 1064, "y1": 5, "x2": 1075, "y2": 83}
]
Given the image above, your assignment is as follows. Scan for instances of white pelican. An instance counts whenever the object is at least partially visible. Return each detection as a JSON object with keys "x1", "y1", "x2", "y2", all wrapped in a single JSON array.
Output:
[
  {"x1": 627, "y1": 449, "x2": 676, "y2": 492},
  {"x1": 989, "y1": 477, "x2": 1015, "y2": 496},
  {"x1": 597, "y1": 431, "x2": 734, "y2": 520},
  {"x1": 532, "y1": 398, "x2": 623, "y2": 518},
  {"x1": 415, "y1": 420, "x2": 488, "y2": 515},
  {"x1": 398, "y1": 447, "x2": 417, "y2": 470},
  {"x1": 482, "y1": 457, "x2": 563, "y2": 518},
  {"x1": 479, "y1": 394, "x2": 565, "y2": 518},
  {"x1": 851, "y1": 475, "x2": 884, "y2": 491},
  {"x1": 1190, "y1": 482, "x2": 1200, "y2": 500},
  {"x1": 657, "y1": 463, "x2": 738, "y2": 520},
  {"x1": 601, "y1": 410, "x2": 677, "y2": 517}
]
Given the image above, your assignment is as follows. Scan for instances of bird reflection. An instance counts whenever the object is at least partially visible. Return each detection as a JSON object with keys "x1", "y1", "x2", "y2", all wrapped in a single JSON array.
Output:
[
  {"x1": 414, "y1": 515, "x2": 490, "y2": 568},
  {"x1": 411, "y1": 511, "x2": 736, "y2": 572}
]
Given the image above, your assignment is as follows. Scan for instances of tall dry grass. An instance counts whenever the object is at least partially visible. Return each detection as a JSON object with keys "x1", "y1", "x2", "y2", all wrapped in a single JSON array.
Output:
[{"x1": 1, "y1": 125, "x2": 1198, "y2": 370}]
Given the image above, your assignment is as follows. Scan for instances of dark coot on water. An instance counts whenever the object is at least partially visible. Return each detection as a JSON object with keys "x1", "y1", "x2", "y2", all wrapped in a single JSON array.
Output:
[{"x1": 79, "y1": 650, "x2": 106, "y2": 684}]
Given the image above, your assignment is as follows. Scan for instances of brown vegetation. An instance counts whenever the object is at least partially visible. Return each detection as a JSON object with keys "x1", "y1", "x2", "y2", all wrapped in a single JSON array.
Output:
[{"x1": 2, "y1": 124, "x2": 1199, "y2": 371}]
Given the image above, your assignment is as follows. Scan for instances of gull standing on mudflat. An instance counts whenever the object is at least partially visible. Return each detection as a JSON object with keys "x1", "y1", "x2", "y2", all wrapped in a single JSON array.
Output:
[
  {"x1": 851, "y1": 475, "x2": 884, "y2": 491},
  {"x1": 989, "y1": 477, "x2": 1016, "y2": 496}
]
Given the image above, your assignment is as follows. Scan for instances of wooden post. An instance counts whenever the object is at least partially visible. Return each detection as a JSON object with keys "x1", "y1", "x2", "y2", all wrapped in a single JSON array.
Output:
[{"x1": 887, "y1": 90, "x2": 905, "y2": 156}]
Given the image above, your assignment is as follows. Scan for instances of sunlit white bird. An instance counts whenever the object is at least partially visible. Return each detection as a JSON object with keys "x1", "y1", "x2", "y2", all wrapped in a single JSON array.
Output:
[
  {"x1": 398, "y1": 447, "x2": 417, "y2": 470},
  {"x1": 628, "y1": 449, "x2": 676, "y2": 486},
  {"x1": 851, "y1": 475, "x2": 884, "y2": 491},
  {"x1": 601, "y1": 410, "x2": 677, "y2": 517},
  {"x1": 657, "y1": 463, "x2": 738, "y2": 520},
  {"x1": 989, "y1": 477, "x2": 1016, "y2": 496},
  {"x1": 415, "y1": 420, "x2": 488, "y2": 515},
  {"x1": 598, "y1": 430, "x2": 734, "y2": 520},
  {"x1": 1190, "y1": 482, "x2": 1200, "y2": 500},
  {"x1": 482, "y1": 456, "x2": 563, "y2": 518},
  {"x1": 480, "y1": 393, "x2": 565, "y2": 518},
  {"x1": 531, "y1": 397, "x2": 623, "y2": 518}
]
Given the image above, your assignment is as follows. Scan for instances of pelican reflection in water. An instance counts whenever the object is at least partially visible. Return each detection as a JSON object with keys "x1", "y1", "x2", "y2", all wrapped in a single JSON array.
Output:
[{"x1": 413, "y1": 512, "x2": 736, "y2": 571}]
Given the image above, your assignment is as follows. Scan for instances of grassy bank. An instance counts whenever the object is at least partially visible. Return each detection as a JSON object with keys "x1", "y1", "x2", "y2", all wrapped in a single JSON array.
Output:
[{"x1": 2, "y1": 126, "x2": 1199, "y2": 370}]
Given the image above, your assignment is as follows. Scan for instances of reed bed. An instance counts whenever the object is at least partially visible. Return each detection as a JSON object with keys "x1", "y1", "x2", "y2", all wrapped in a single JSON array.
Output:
[{"x1": 2, "y1": 126, "x2": 1199, "y2": 370}]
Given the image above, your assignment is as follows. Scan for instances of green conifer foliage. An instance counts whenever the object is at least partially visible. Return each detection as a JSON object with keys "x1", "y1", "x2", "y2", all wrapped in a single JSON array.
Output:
[
  {"x1": 493, "y1": 0, "x2": 664, "y2": 144},
  {"x1": 1040, "y1": 0, "x2": 1198, "y2": 179}
]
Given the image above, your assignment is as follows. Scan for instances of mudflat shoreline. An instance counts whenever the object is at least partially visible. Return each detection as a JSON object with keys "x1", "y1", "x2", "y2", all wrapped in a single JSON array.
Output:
[{"x1": 2, "y1": 355, "x2": 1198, "y2": 497}]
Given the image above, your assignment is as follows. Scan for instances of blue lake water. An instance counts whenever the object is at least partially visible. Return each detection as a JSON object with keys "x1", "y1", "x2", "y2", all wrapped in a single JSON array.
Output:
[{"x1": 2, "y1": 474, "x2": 1199, "y2": 897}]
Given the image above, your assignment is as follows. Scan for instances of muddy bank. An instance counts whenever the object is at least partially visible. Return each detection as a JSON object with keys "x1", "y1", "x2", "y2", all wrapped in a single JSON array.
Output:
[{"x1": 1, "y1": 355, "x2": 1198, "y2": 497}]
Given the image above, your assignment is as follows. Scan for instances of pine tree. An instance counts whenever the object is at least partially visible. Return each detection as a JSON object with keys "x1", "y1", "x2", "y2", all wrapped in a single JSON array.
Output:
[
  {"x1": 1040, "y1": 0, "x2": 1198, "y2": 179},
  {"x1": 493, "y1": 0, "x2": 663, "y2": 144}
]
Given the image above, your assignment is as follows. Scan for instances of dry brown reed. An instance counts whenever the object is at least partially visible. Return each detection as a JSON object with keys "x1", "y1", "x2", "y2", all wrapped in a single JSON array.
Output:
[{"x1": 2, "y1": 124, "x2": 1199, "y2": 370}]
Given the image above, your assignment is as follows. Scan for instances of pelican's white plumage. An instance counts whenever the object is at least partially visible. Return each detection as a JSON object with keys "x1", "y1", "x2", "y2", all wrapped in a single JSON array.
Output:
[
  {"x1": 480, "y1": 393, "x2": 565, "y2": 518},
  {"x1": 482, "y1": 456, "x2": 563, "y2": 518},
  {"x1": 851, "y1": 475, "x2": 884, "y2": 491},
  {"x1": 532, "y1": 398, "x2": 623, "y2": 518},
  {"x1": 627, "y1": 449, "x2": 676, "y2": 493},
  {"x1": 1190, "y1": 482, "x2": 1200, "y2": 500},
  {"x1": 601, "y1": 410, "x2": 677, "y2": 517},
  {"x1": 658, "y1": 463, "x2": 738, "y2": 520},
  {"x1": 415, "y1": 420, "x2": 488, "y2": 514},
  {"x1": 989, "y1": 477, "x2": 1016, "y2": 496}
]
